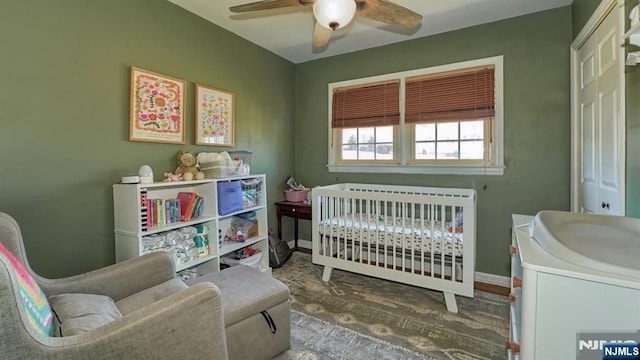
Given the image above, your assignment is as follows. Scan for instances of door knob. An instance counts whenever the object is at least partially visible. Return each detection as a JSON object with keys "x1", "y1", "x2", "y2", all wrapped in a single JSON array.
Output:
[{"x1": 601, "y1": 202, "x2": 610, "y2": 209}]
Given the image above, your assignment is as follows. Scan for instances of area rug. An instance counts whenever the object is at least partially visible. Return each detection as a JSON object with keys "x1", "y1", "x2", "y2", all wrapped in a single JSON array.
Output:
[
  {"x1": 273, "y1": 309, "x2": 437, "y2": 360},
  {"x1": 272, "y1": 252, "x2": 509, "y2": 360}
]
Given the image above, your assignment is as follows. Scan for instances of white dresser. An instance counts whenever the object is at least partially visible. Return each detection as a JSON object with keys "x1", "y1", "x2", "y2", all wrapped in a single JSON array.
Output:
[{"x1": 509, "y1": 214, "x2": 640, "y2": 360}]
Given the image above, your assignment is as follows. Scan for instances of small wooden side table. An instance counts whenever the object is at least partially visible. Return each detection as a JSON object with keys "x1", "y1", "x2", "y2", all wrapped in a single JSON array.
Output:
[{"x1": 275, "y1": 201, "x2": 312, "y2": 250}]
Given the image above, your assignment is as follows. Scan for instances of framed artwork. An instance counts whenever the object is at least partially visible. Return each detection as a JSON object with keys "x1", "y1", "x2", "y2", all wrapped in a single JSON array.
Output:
[
  {"x1": 129, "y1": 67, "x2": 186, "y2": 144},
  {"x1": 195, "y1": 84, "x2": 235, "y2": 146}
]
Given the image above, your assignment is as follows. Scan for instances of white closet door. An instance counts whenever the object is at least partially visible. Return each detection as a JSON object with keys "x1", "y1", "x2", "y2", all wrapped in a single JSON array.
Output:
[{"x1": 577, "y1": 5, "x2": 623, "y2": 215}]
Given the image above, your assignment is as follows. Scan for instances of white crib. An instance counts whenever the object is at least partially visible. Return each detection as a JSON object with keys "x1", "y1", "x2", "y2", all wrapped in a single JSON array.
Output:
[{"x1": 311, "y1": 183, "x2": 476, "y2": 313}]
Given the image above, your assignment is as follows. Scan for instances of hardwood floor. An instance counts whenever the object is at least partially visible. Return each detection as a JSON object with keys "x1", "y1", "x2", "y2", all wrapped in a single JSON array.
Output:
[
  {"x1": 294, "y1": 247, "x2": 312, "y2": 254},
  {"x1": 475, "y1": 281, "x2": 510, "y2": 296}
]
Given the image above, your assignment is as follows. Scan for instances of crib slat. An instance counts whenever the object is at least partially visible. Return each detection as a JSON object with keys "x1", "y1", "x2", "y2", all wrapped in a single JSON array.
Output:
[
  {"x1": 430, "y1": 203, "x2": 435, "y2": 278},
  {"x1": 432, "y1": 205, "x2": 445, "y2": 279},
  {"x1": 421, "y1": 203, "x2": 425, "y2": 274},
  {"x1": 452, "y1": 206, "x2": 456, "y2": 281},
  {"x1": 389, "y1": 200, "x2": 394, "y2": 270}
]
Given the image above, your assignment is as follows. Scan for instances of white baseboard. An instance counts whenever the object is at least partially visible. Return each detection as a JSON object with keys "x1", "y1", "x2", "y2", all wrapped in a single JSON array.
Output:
[
  {"x1": 289, "y1": 239, "x2": 510, "y2": 288},
  {"x1": 289, "y1": 239, "x2": 312, "y2": 249},
  {"x1": 475, "y1": 271, "x2": 510, "y2": 288}
]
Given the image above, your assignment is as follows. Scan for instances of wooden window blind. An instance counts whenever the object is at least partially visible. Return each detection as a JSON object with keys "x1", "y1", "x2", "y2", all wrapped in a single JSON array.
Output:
[
  {"x1": 332, "y1": 80, "x2": 400, "y2": 129},
  {"x1": 405, "y1": 65, "x2": 495, "y2": 124}
]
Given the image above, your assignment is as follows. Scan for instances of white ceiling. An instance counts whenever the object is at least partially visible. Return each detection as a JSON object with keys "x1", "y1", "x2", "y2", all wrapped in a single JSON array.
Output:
[{"x1": 168, "y1": 0, "x2": 573, "y2": 64}]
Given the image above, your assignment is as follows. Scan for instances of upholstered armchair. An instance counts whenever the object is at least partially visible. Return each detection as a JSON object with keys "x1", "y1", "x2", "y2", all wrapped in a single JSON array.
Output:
[{"x1": 0, "y1": 212, "x2": 229, "y2": 360}]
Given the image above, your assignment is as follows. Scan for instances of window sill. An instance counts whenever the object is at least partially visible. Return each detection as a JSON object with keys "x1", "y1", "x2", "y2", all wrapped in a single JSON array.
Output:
[{"x1": 327, "y1": 164, "x2": 504, "y2": 176}]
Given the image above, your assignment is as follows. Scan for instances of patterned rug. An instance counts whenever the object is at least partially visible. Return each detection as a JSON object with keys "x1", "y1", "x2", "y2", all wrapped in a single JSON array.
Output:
[
  {"x1": 271, "y1": 252, "x2": 509, "y2": 360},
  {"x1": 273, "y1": 310, "x2": 438, "y2": 360}
]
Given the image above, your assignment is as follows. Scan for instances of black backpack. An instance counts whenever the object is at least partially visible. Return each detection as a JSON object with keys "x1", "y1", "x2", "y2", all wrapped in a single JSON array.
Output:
[{"x1": 268, "y1": 230, "x2": 293, "y2": 268}]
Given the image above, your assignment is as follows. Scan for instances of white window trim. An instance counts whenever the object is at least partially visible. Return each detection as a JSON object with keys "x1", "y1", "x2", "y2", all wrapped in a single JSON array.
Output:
[{"x1": 327, "y1": 55, "x2": 505, "y2": 176}]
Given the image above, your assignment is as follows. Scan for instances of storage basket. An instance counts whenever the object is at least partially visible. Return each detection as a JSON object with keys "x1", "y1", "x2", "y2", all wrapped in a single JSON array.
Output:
[
  {"x1": 217, "y1": 181, "x2": 244, "y2": 215},
  {"x1": 284, "y1": 189, "x2": 310, "y2": 203},
  {"x1": 227, "y1": 150, "x2": 252, "y2": 176},
  {"x1": 241, "y1": 178, "x2": 263, "y2": 207},
  {"x1": 200, "y1": 158, "x2": 236, "y2": 179}
]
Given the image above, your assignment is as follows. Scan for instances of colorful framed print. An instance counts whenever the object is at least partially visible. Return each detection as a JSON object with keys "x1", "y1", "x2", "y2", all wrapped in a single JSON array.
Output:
[
  {"x1": 129, "y1": 67, "x2": 186, "y2": 144},
  {"x1": 195, "y1": 84, "x2": 235, "y2": 146}
]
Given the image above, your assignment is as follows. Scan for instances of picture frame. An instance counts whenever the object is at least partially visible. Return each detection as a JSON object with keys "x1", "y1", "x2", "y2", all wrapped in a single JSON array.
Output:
[
  {"x1": 195, "y1": 84, "x2": 235, "y2": 146},
  {"x1": 129, "y1": 67, "x2": 186, "y2": 144}
]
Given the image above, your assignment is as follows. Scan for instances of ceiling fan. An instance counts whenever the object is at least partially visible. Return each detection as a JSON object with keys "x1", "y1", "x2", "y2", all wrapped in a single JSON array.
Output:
[{"x1": 229, "y1": 0, "x2": 422, "y2": 48}]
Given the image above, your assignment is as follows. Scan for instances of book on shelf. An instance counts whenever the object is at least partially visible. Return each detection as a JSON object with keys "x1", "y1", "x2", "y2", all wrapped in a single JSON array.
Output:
[
  {"x1": 177, "y1": 191, "x2": 204, "y2": 221},
  {"x1": 164, "y1": 199, "x2": 180, "y2": 225},
  {"x1": 146, "y1": 200, "x2": 153, "y2": 229},
  {"x1": 149, "y1": 199, "x2": 164, "y2": 228},
  {"x1": 188, "y1": 196, "x2": 203, "y2": 220},
  {"x1": 141, "y1": 192, "x2": 204, "y2": 231},
  {"x1": 193, "y1": 197, "x2": 204, "y2": 219},
  {"x1": 189, "y1": 195, "x2": 204, "y2": 220},
  {"x1": 177, "y1": 192, "x2": 197, "y2": 221}
]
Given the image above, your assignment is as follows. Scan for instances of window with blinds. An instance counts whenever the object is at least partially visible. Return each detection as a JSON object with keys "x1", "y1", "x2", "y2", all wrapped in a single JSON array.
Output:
[
  {"x1": 327, "y1": 56, "x2": 504, "y2": 175},
  {"x1": 332, "y1": 80, "x2": 399, "y2": 162},
  {"x1": 406, "y1": 65, "x2": 495, "y2": 163}
]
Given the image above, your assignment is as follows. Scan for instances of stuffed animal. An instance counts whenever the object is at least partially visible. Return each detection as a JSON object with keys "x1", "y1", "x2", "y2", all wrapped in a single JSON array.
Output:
[
  {"x1": 175, "y1": 151, "x2": 205, "y2": 181},
  {"x1": 163, "y1": 172, "x2": 183, "y2": 182}
]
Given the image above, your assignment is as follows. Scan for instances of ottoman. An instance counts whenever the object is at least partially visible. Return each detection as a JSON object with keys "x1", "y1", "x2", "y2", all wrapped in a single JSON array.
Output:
[{"x1": 187, "y1": 265, "x2": 291, "y2": 360}]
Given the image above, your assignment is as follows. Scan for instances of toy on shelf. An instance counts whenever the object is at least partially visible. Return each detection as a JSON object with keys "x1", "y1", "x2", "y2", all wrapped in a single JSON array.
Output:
[
  {"x1": 163, "y1": 172, "x2": 183, "y2": 182},
  {"x1": 175, "y1": 151, "x2": 205, "y2": 181}
]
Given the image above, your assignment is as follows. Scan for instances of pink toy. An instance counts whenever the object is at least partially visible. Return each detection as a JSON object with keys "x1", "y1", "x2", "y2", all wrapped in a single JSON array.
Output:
[{"x1": 163, "y1": 172, "x2": 183, "y2": 182}]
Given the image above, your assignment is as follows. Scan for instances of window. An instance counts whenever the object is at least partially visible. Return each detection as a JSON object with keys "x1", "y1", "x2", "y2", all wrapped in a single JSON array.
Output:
[
  {"x1": 328, "y1": 56, "x2": 504, "y2": 175},
  {"x1": 341, "y1": 126, "x2": 394, "y2": 161},
  {"x1": 413, "y1": 121, "x2": 486, "y2": 161}
]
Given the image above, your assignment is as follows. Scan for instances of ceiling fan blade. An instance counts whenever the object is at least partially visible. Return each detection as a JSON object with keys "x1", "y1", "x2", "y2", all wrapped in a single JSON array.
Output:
[
  {"x1": 312, "y1": 21, "x2": 333, "y2": 48},
  {"x1": 230, "y1": 0, "x2": 314, "y2": 13},
  {"x1": 356, "y1": 0, "x2": 422, "y2": 28}
]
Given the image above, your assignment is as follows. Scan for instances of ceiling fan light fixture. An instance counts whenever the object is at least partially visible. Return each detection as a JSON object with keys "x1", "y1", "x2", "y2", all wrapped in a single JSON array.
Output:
[{"x1": 313, "y1": 0, "x2": 356, "y2": 30}]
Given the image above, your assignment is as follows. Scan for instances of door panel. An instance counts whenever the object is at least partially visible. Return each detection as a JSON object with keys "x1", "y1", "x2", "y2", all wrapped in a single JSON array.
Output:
[
  {"x1": 579, "y1": 34, "x2": 598, "y2": 214},
  {"x1": 582, "y1": 51, "x2": 596, "y2": 89},
  {"x1": 599, "y1": 88, "x2": 618, "y2": 190},
  {"x1": 599, "y1": 27, "x2": 617, "y2": 75}
]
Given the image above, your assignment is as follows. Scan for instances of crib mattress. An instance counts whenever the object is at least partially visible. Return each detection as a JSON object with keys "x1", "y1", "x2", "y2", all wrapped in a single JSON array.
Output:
[{"x1": 318, "y1": 214, "x2": 463, "y2": 257}]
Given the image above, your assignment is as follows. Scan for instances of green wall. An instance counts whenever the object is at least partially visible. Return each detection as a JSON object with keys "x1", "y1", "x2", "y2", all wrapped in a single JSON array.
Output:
[
  {"x1": 0, "y1": 0, "x2": 295, "y2": 277},
  {"x1": 293, "y1": 7, "x2": 573, "y2": 277},
  {"x1": 572, "y1": 0, "x2": 605, "y2": 39},
  {"x1": 625, "y1": 0, "x2": 640, "y2": 217},
  {"x1": 626, "y1": 67, "x2": 640, "y2": 217}
]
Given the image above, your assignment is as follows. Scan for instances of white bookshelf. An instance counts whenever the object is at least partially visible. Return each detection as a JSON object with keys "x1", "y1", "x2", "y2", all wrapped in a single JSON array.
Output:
[{"x1": 113, "y1": 175, "x2": 269, "y2": 274}]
